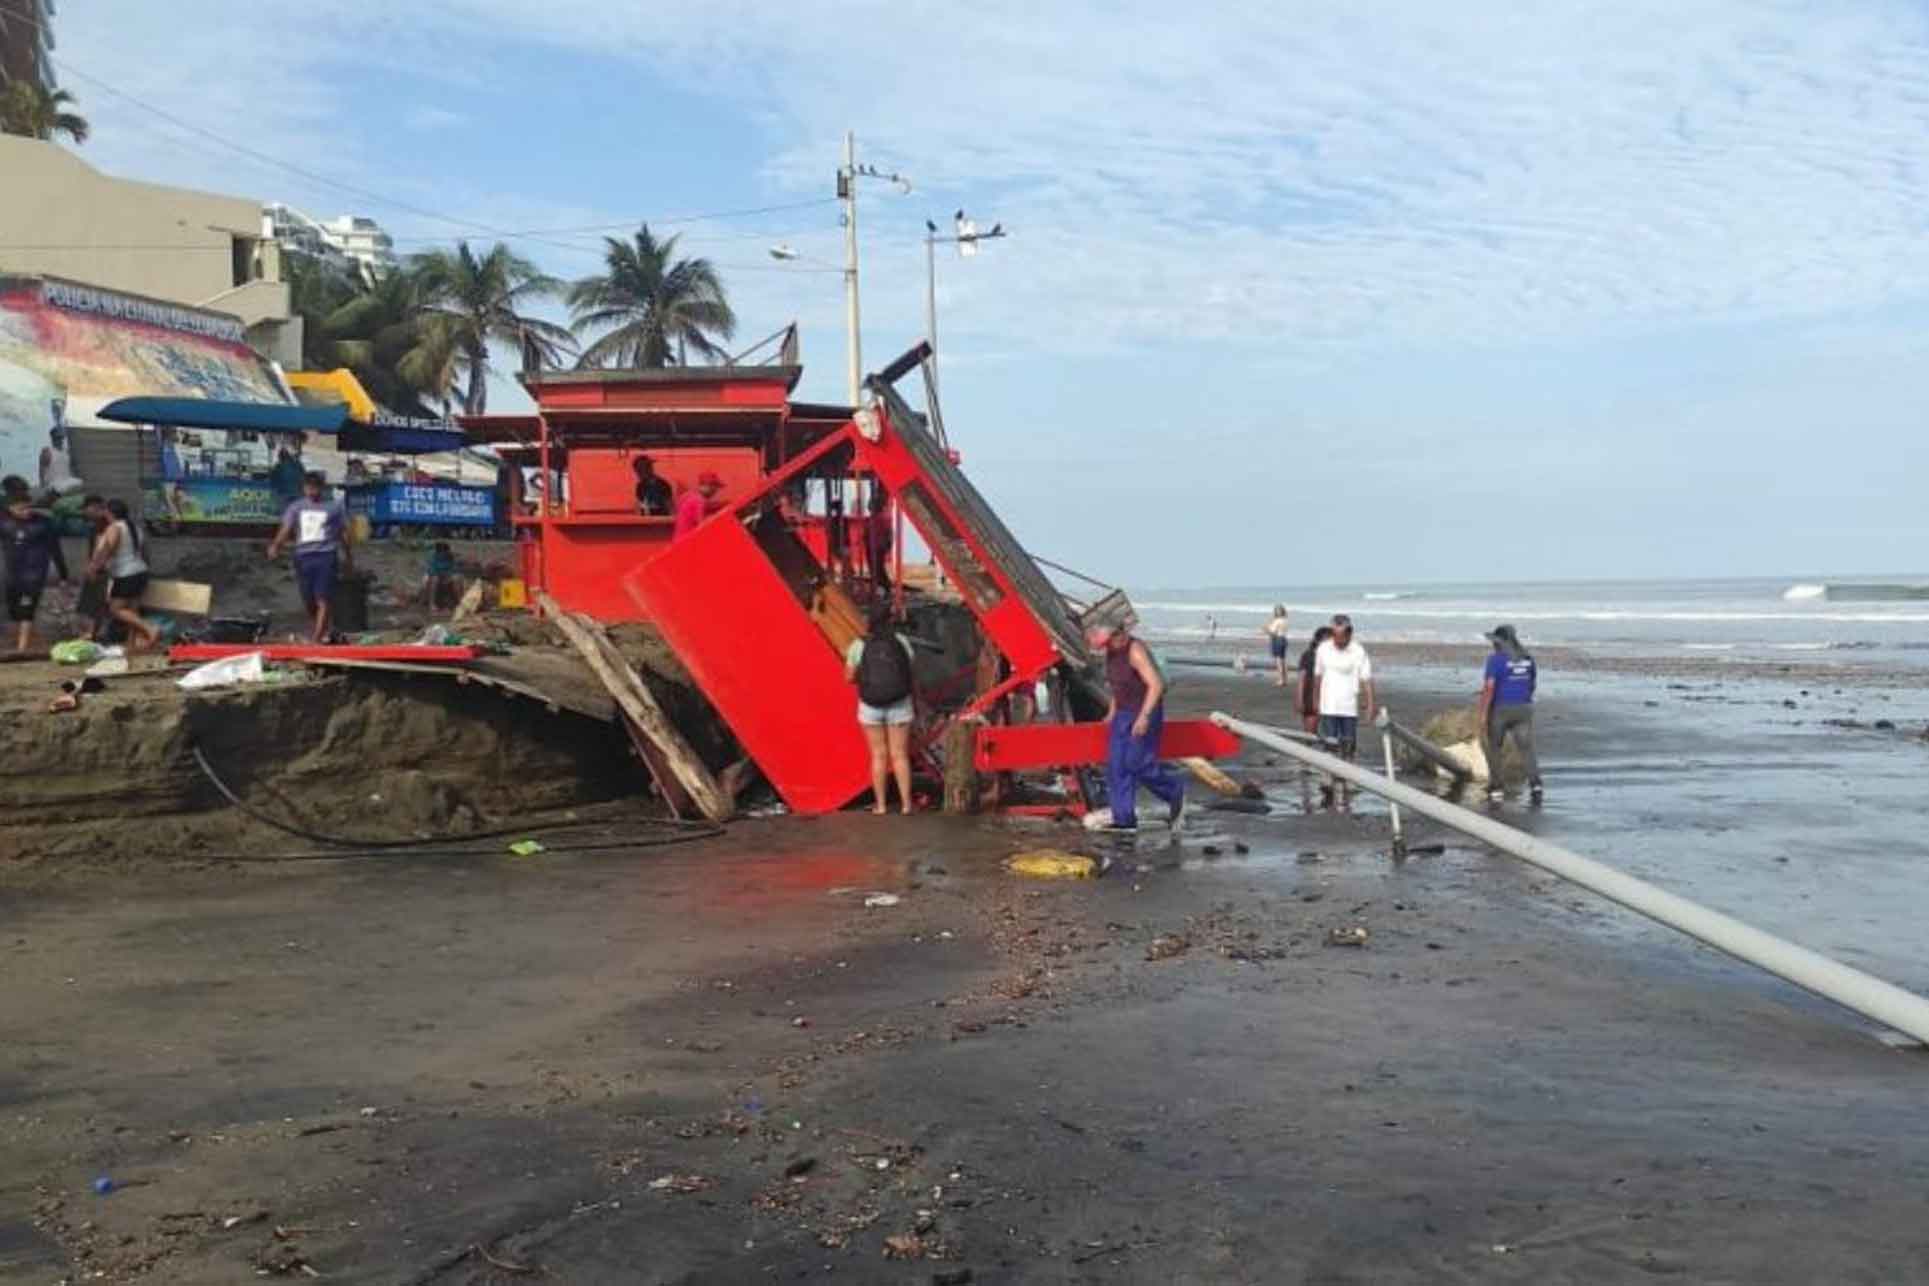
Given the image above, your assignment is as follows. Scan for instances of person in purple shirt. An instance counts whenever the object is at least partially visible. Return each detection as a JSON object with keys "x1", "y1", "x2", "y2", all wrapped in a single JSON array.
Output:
[
  {"x1": 1477, "y1": 623, "x2": 1543, "y2": 806},
  {"x1": 266, "y1": 471, "x2": 352, "y2": 643},
  {"x1": 0, "y1": 475, "x2": 70, "y2": 653}
]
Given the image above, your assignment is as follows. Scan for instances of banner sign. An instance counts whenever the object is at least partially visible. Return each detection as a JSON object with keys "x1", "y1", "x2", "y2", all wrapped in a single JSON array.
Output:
[
  {"x1": 347, "y1": 483, "x2": 497, "y2": 526},
  {"x1": 145, "y1": 477, "x2": 283, "y2": 527},
  {"x1": 42, "y1": 279, "x2": 247, "y2": 343}
]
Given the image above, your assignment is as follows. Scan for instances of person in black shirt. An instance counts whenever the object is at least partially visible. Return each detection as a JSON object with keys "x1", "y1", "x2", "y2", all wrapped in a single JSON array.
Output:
[
  {"x1": 1292, "y1": 625, "x2": 1333, "y2": 735},
  {"x1": 633, "y1": 455, "x2": 673, "y2": 517},
  {"x1": 1, "y1": 475, "x2": 71, "y2": 652}
]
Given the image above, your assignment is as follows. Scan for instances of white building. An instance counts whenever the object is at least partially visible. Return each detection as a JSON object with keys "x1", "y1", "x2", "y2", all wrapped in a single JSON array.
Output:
[
  {"x1": 320, "y1": 215, "x2": 398, "y2": 276},
  {"x1": 263, "y1": 205, "x2": 399, "y2": 281}
]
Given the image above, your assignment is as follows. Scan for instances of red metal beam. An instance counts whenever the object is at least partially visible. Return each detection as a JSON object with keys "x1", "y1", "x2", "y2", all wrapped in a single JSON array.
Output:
[
  {"x1": 170, "y1": 644, "x2": 484, "y2": 664},
  {"x1": 973, "y1": 719, "x2": 1240, "y2": 773}
]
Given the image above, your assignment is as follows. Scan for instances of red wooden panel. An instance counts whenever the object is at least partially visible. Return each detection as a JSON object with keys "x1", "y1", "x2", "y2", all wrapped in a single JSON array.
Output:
[
  {"x1": 170, "y1": 644, "x2": 483, "y2": 663},
  {"x1": 540, "y1": 525, "x2": 671, "y2": 622},
  {"x1": 974, "y1": 719, "x2": 1240, "y2": 772},
  {"x1": 624, "y1": 515, "x2": 873, "y2": 814}
]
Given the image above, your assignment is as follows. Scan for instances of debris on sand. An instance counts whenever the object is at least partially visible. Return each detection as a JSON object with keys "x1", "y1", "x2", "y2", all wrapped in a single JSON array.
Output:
[
  {"x1": 1145, "y1": 933, "x2": 1190, "y2": 961},
  {"x1": 1326, "y1": 925, "x2": 1370, "y2": 948},
  {"x1": 648, "y1": 1173, "x2": 715, "y2": 1194}
]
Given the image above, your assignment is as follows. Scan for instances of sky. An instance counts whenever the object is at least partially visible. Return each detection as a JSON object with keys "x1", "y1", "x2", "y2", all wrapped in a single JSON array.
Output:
[{"x1": 33, "y1": 0, "x2": 1929, "y2": 586}]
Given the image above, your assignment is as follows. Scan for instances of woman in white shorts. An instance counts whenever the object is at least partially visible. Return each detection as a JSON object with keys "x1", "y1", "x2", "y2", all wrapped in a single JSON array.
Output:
[{"x1": 845, "y1": 599, "x2": 917, "y2": 814}]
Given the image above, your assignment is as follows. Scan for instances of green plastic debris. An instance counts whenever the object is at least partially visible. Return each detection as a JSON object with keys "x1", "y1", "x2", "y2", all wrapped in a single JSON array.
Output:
[
  {"x1": 507, "y1": 839, "x2": 546, "y2": 857},
  {"x1": 50, "y1": 640, "x2": 102, "y2": 665}
]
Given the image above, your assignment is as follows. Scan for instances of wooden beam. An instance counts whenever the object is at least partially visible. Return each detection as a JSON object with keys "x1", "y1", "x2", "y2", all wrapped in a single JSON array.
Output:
[{"x1": 537, "y1": 592, "x2": 733, "y2": 822}]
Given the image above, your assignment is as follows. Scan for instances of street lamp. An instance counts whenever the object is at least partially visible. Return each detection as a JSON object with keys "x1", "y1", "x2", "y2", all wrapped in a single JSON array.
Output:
[{"x1": 924, "y1": 209, "x2": 1006, "y2": 411}]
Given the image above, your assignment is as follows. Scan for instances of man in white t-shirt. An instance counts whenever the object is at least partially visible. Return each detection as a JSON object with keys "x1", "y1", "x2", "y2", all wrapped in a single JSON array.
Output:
[{"x1": 1312, "y1": 613, "x2": 1375, "y2": 761}]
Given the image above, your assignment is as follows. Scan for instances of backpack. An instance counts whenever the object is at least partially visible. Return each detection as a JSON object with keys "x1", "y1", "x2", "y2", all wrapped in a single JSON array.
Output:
[{"x1": 857, "y1": 635, "x2": 913, "y2": 707}]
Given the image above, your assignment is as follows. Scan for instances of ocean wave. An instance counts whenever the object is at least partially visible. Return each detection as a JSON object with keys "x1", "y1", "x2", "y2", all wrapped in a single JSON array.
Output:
[
  {"x1": 1783, "y1": 581, "x2": 1929, "y2": 602},
  {"x1": 1362, "y1": 591, "x2": 1415, "y2": 601},
  {"x1": 1135, "y1": 601, "x2": 1929, "y2": 625}
]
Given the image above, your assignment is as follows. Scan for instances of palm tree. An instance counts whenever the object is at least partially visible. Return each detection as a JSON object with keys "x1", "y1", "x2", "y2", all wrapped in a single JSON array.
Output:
[
  {"x1": 409, "y1": 241, "x2": 573, "y2": 415},
  {"x1": 0, "y1": 82, "x2": 89, "y2": 144},
  {"x1": 283, "y1": 255, "x2": 446, "y2": 418},
  {"x1": 568, "y1": 225, "x2": 737, "y2": 369},
  {"x1": 320, "y1": 270, "x2": 453, "y2": 417}
]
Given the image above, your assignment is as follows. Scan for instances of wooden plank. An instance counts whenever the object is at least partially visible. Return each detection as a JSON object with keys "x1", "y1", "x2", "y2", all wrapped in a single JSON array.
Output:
[
  {"x1": 537, "y1": 592, "x2": 732, "y2": 822},
  {"x1": 1180, "y1": 756, "x2": 1245, "y2": 797},
  {"x1": 141, "y1": 578, "x2": 213, "y2": 615},
  {"x1": 623, "y1": 713, "x2": 692, "y2": 820}
]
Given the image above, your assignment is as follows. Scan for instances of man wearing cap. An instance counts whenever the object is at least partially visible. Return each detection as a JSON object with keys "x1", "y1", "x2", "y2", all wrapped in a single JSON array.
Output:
[
  {"x1": 673, "y1": 471, "x2": 725, "y2": 542},
  {"x1": 1086, "y1": 620, "x2": 1186, "y2": 835},
  {"x1": 1478, "y1": 624, "x2": 1544, "y2": 805},
  {"x1": 1312, "y1": 614, "x2": 1375, "y2": 761}
]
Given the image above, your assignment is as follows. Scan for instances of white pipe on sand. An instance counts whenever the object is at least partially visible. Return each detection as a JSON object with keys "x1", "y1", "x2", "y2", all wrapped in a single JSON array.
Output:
[{"x1": 1212, "y1": 711, "x2": 1929, "y2": 1046}]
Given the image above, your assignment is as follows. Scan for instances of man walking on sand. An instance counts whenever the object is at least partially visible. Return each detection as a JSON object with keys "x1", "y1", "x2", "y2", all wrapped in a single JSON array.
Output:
[
  {"x1": 1313, "y1": 613, "x2": 1375, "y2": 761},
  {"x1": 1088, "y1": 621, "x2": 1186, "y2": 835},
  {"x1": 267, "y1": 471, "x2": 351, "y2": 643},
  {"x1": 1478, "y1": 623, "x2": 1544, "y2": 806}
]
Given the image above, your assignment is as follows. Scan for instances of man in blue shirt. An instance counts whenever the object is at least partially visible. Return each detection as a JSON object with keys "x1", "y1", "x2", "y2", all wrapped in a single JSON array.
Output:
[
  {"x1": 1477, "y1": 623, "x2": 1543, "y2": 806},
  {"x1": 266, "y1": 471, "x2": 351, "y2": 643}
]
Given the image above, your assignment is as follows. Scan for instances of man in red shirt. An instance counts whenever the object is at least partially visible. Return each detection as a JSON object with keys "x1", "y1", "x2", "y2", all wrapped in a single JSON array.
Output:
[{"x1": 673, "y1": 471, "x2": 724, "y2": 542}]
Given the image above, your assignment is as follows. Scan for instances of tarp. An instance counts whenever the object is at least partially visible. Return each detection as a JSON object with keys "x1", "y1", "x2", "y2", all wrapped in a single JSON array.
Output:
[{"x1": 98, "y1": 396, "x2": 352, "y2": 435}]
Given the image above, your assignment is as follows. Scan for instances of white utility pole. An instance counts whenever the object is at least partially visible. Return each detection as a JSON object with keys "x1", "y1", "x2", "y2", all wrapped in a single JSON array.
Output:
[
  {"x1": 841, "y1": 130, "x2": 862, "y2": 408},
  {"x1": 831, "y1": 132, "x2": 912, "y2": 409}
]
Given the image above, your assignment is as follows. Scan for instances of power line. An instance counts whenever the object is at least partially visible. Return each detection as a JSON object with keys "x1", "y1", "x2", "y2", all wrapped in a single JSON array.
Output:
[{"x1": 39, "y1": 55, "x2": 837, "y2": 261}]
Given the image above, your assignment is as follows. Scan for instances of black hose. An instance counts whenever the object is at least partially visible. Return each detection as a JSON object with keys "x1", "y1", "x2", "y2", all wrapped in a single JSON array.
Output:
[{"x1": 188, "y1": 741, "x2": 725, "y2": 858}]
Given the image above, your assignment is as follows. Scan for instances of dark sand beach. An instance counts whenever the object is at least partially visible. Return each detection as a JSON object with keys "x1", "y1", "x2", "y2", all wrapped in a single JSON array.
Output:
[{"x1": 6, "y1": 643, "x2": 1929, "y2": 1283}]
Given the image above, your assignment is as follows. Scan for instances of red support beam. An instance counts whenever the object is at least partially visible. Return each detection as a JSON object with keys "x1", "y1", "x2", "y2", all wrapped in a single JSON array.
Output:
[{"x1": 973, "y1": 719, "x2": 1240, "y2": 773}]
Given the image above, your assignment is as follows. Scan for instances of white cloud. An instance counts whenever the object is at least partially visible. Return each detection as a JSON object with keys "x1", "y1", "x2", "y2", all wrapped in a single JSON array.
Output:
[
  {"x1": 50, "y1": 1, "x2": 1929, "y2": 365},
  {"x1": 403, "y1": 106, "x2": 468, "y2": 132}
]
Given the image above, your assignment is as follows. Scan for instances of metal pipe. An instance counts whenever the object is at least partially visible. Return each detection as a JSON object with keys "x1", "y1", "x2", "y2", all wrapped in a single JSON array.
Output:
[
  {"x1": 1381, "y1": 713, "x2": 1472, "y2": 783},
  {"x1": 1213, "y1": 711, "x2": 1929, "y2": 1045},
  {"x1": 1381, "y1": 707, "x2": 1405, "y2": 856}
]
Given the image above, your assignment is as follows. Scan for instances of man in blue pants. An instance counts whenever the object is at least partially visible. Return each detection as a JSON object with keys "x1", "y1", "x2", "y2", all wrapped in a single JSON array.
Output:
[{"x1": 1087, "y1": 621, "x2": 1186, "y2": 834}]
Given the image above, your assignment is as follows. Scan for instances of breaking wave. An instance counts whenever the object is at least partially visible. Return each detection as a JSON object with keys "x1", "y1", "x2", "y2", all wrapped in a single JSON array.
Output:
[{"x1": 1783, "y1": 582, "x2": 1929, "y2": 602}]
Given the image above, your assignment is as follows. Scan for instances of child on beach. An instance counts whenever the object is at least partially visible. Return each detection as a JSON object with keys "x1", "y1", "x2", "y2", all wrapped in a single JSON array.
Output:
[
  {"x1": 1265, "y1": 605, "x2": 1290, "y2": 685},
  {"x1": 422, "y1": 541, "x2": 460, "y2": 610},
  {"x1": 1478, "y1": 623, "x2": 1544, "y2": 806},
  {"x1": 0, "y1": 475, "x2": 70, "y2": 653}
]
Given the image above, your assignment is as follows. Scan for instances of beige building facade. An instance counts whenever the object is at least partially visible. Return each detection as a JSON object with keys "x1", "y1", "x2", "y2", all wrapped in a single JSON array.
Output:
[{"x1": 0, "y1": 134, "x2": 301, "y2": 367}]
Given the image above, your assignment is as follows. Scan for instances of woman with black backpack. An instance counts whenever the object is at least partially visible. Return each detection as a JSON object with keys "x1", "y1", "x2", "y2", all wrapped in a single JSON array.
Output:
[{"x1": 845, "y1": 598, "x2": 917, "y2": 814}]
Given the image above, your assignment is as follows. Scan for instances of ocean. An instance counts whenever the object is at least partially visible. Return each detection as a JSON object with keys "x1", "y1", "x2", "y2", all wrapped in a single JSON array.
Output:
[{"x1": 1132, "y1": 576, "x2": 1929, "y2": 665}]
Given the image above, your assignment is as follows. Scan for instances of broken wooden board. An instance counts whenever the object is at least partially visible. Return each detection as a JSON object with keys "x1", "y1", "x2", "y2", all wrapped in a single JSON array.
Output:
[
  {"x1": 538, "y1": 592, "x2": 732, "y2": 823},
  {"x1": 1181, "y1": 756, "x2": 1246, "y2": 797},
  {"x1": 141, "y1": 578, "x2": 213, "y2": 616}
]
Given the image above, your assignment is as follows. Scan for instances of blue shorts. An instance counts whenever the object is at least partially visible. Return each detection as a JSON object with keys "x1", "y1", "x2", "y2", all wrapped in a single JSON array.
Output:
[
  {"x1": 294, "y1": 550, "x2": 338, "y2": 607},
  {"x1": 1318, "y1": 715, "x2": 1359, "y2": 750}
]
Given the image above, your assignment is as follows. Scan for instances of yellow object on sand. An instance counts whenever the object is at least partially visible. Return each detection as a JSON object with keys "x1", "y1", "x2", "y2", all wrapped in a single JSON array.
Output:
[
  {"x1": 497, "y1": 577, "x2": 528, "y2": 609},
  {"x1": 1006, "y1": 850, "x2": 1098, "y2": 879}
]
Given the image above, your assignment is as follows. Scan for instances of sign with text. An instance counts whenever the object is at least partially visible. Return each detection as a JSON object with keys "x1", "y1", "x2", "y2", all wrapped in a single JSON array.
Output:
[{"x1": 347, "y1": 483, "x2": 497, "y2": 527}]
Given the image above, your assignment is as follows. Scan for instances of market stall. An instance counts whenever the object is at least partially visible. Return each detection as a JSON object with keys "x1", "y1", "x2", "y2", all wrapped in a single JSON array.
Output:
[
  {"x1": 97, "y1": 395, "x2": 350, "y2": 534},
  {"x1": 338, "y1": 420, "x2": 498, "y2": 539}
]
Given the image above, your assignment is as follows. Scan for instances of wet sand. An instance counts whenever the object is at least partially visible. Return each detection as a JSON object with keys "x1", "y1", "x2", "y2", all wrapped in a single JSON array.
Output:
[{"x1": 5, "y1": 663, "x2": 1929, "y2": 1282}]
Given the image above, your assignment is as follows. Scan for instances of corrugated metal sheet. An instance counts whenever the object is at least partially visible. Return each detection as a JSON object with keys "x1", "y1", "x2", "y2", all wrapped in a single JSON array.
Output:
[{"x1": 67, "y1": 426, "x2": 150, "y2": 521}]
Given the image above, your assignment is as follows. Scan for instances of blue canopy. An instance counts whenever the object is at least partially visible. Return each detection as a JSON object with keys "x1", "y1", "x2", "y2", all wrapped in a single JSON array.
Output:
[
  {"x1": 339, "y1": 424, "x2": 470, "y2": 455},
  {"x1": 98, "y1": 396, "x2": 352, "y2": 434}
]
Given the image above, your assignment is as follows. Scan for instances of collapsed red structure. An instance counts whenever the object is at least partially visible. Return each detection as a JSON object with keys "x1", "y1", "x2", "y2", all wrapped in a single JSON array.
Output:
[{"x1": 469, "y1": 341, "x2": 1237, "y2": 815}]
